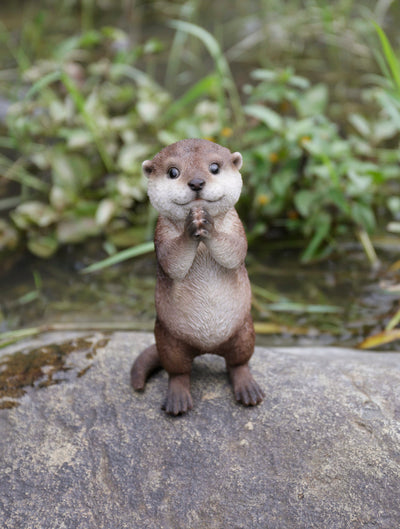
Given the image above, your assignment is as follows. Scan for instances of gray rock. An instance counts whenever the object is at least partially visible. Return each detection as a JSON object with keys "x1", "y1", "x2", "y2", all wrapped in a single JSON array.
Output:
[{"x1": 1, "y1": 331, "x2": 400, "y2": 528}]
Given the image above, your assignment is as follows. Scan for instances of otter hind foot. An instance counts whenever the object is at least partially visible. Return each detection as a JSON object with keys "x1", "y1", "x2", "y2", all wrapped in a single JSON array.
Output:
[
  {"x1": 162, "y1": 374, "x2": 193, "y2": 416},
  {"x1": 229, "y1": 364, "x2": 265, "y2": 406},
  {"x1": 130, "y1": 344, "x2": 161, "y2": 391}
]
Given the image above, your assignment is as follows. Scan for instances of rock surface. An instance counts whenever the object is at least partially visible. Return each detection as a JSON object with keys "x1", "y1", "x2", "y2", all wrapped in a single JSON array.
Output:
[{"x1": 1, "y1": 331, "x2": 400, "y2": 528}]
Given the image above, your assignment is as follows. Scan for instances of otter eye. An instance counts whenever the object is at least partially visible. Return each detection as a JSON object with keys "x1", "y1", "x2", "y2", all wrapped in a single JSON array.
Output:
[
  {"x1": 168, "y1": 167, "x2": 180, "y2": 179},
  {"x1": 209, "y1": 163, "x2": 220, "y2": 175}
]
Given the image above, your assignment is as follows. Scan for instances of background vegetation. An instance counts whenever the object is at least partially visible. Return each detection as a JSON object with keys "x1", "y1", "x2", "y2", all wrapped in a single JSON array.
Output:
[
  {"x1": 2, "y1": 0, "x2": 400, "y2": 347},
  {"x1": 1, "y1": 0, "x2": 400, "y2": 264}
]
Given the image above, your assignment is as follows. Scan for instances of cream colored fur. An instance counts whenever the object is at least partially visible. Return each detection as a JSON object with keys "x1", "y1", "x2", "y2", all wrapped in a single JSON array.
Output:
[
  {"x1": 155, "y1": 211, "x2": 251, "y2": 350},
  {"x1": 146, "y1": 157, "x2": 243, "y2": 221}
]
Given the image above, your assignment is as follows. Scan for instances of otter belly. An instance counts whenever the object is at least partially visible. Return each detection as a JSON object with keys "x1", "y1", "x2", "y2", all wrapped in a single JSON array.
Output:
[{"x1": 156, "y1": 250, "x2": 251, "y2": 351}]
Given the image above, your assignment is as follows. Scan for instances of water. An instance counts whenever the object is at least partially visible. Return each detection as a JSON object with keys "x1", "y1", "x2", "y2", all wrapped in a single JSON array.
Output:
[{"x1": 1, "y1": 240, "x2": 399, "y2": 349}]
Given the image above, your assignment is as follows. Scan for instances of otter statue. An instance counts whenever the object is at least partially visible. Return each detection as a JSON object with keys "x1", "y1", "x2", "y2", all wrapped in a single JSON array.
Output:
[{"x1": 130, "y1": 139, "x2": 264, "y2": 415}]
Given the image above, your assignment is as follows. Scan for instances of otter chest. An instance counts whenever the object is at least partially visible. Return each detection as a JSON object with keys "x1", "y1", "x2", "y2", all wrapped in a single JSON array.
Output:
[{"x1": 156, "y1": 244, "x2": 250, "y2": 350}]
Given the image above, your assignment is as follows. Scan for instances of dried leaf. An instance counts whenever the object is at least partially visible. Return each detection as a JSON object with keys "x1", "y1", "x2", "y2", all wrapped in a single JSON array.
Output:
[
  {"x1": 253, "y1": 322, "x2": 311, "y2": 335},
  {"x1": 358, "y1": 329, "x2": 400, "y2": 349}
]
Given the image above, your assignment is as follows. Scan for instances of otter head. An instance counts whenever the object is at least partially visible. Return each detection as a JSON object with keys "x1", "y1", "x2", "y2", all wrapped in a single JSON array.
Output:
[{"x1": 142, "y1": 139, "x2": 243, "y2": 221}]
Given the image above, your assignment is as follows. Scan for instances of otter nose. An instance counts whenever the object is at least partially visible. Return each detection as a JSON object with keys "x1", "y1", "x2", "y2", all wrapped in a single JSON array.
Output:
[{"x1": 188, "y1": 178, "x2": 205, "y2": 192}]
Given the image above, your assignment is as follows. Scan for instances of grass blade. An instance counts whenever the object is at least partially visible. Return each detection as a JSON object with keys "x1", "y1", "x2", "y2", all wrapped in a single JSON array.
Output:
[
  {"x1": 168, "y1": 20, "x2": 244, "y2": 128},
  {"x1": 385, "y1": 308, "x2": 400, "y2": 331},
  {"x1": 0, "y1": 155, "x2": 49, "y2": 192},
  {"x1": 301, "y1": 217, "x2": 331, "y2": 263},
  {"x1": 265, "y1": 302, "x2": 342, "y2": 314},
  {"x1": 80, "y1": 241, "x2": 155, "y2": 274},
  {"x1": 356, "y1": 228, "x2": 380, "y2": 268},
  {"x1": 251, "y1": 283, "x2": 283, "y2": 303},
  {"x1": 24, "y1": 70, "x2": 62, "y2": 100},
  {"x1": 110, "y1": 63, "x2": 162, "y2": 89},
  {"x1": 0, "y1": 327, "x2": 40, "y2": 348},
  {"x1": 373, "y1": 22, "x2": 400, "y2": 95},
  {"x1": 162, "y1": 74, "x2": 218, "y2": 123}
]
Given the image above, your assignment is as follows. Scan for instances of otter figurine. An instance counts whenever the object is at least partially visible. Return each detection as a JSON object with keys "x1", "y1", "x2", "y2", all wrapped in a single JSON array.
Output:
[{"x1": 130, "y1": 138, "x2": 264, "y2": 415}]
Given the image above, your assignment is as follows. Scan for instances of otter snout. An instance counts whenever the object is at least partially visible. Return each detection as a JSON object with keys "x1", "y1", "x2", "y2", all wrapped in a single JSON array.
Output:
[{"x1": 188, "y1": 178, "x2": 205, "y2": 192}]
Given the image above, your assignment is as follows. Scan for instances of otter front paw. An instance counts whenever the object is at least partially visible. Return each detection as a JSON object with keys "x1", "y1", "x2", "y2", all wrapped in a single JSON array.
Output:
[{"x1": 185, "y1": 207, "x2": 214, "y2": 240}]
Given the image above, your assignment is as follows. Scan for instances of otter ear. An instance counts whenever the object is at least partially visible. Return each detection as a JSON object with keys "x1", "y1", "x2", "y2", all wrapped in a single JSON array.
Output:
[
  {"x1": 142, "y1": 160, "x2": 153, "y2": 177},
  {"x1": 231, "y1": 152, "x2": 243, "y2": 170}
]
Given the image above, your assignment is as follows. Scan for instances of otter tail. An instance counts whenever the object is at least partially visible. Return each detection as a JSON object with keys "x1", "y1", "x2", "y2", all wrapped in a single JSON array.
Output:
[{"x1": 130, "y1": 344, "x2": 162, "y2": 391}]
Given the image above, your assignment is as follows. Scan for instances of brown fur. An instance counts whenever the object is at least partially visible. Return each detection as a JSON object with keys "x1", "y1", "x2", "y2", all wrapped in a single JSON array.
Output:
[{"x1": 130, "y1": 139, "x2": 264, "y2": 415}]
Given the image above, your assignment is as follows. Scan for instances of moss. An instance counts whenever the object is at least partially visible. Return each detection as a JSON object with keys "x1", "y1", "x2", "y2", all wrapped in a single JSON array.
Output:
[{"x1": 0, "y1": 335, "x2": 109, "y2": 408}]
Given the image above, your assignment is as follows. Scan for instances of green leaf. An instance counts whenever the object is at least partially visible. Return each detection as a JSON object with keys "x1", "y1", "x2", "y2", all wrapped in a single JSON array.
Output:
[
  {"x1": 346, "y1": 170, "x2": 373, "y2": 197},
  {"x1": 297, "y1": 84, "x2": 328, "y2": 117},
  {"x1": 11, "y1": 201, "x2": 58, "y2": 229},
  {"x1": 348, "y1": 113, "x2": 371, "y2": 137},
  {"x1": 294, "y1": 190, "x2": 316, "y2": 217},
  {"x1": 27, "y1": 234, "x2": 58, "y2": 258},
  {"x1": 57, "y1": 217, "x2": 101, "y2": 244},
  {"x1": 351, "y1": 202, "x2": 376, "y2": 232},
  {"x1": 117, "y1": 143, "x2": 150, "y2": 173},
  {"x1": 373, "y1": 119, "x2": 399, "y2": 143},
  {"x1": 250, "y1": 69, "x2": 278, "y2": 82},
  {"x1": 271, "y1": 171, "x2": 295, "y2": 197},
  {"x1": 288, "y1": 75, "x2": 310, "y2": 90},
  {"x1": 61, "y1": 128, "x2": 93, "y2": 149},
  {"x1": 374, "y1": 91, "x2": 400, "y2": 128},
  {"x1": 387, "y1": 197, "x2": 400, "y2": 216},
  {"x1": 52, "y1": 153, "x2": 93, "y2": 192},
  {"x1": 244, "y1": 104, "x2": 283, "y2": 131},
  {"x1": 326, "y1": 188, "x2": 350, "y2": 215}
]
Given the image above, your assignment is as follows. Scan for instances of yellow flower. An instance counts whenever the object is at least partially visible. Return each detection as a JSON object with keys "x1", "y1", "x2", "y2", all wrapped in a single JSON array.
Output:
[
  {"x1": 221, "y1": 127, "x2": 233, "y2": 137},
  {"x1": 269, "y1": 152, "x2": 279, "y2": 164},
  {"x1": 257, "y1": 194, "x2": 270, "y2": 206},
  {"x1": 300, "y1": 136, "x2": 311, "y2": 146}
]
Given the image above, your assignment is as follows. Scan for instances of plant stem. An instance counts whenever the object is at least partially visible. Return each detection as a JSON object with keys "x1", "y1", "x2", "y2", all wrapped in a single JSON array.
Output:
[{"x1": 356, "y1": 228, "x2": 380, "y2": 268}]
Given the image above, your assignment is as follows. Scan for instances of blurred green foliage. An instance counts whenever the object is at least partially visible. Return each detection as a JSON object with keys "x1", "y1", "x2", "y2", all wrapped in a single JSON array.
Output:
[
  {"x1": 1, "y1": 2, "x2": 400, "y2": 264},
  {"x1": 240, "y1": 68, "x2": 400, "y2": 262}
]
